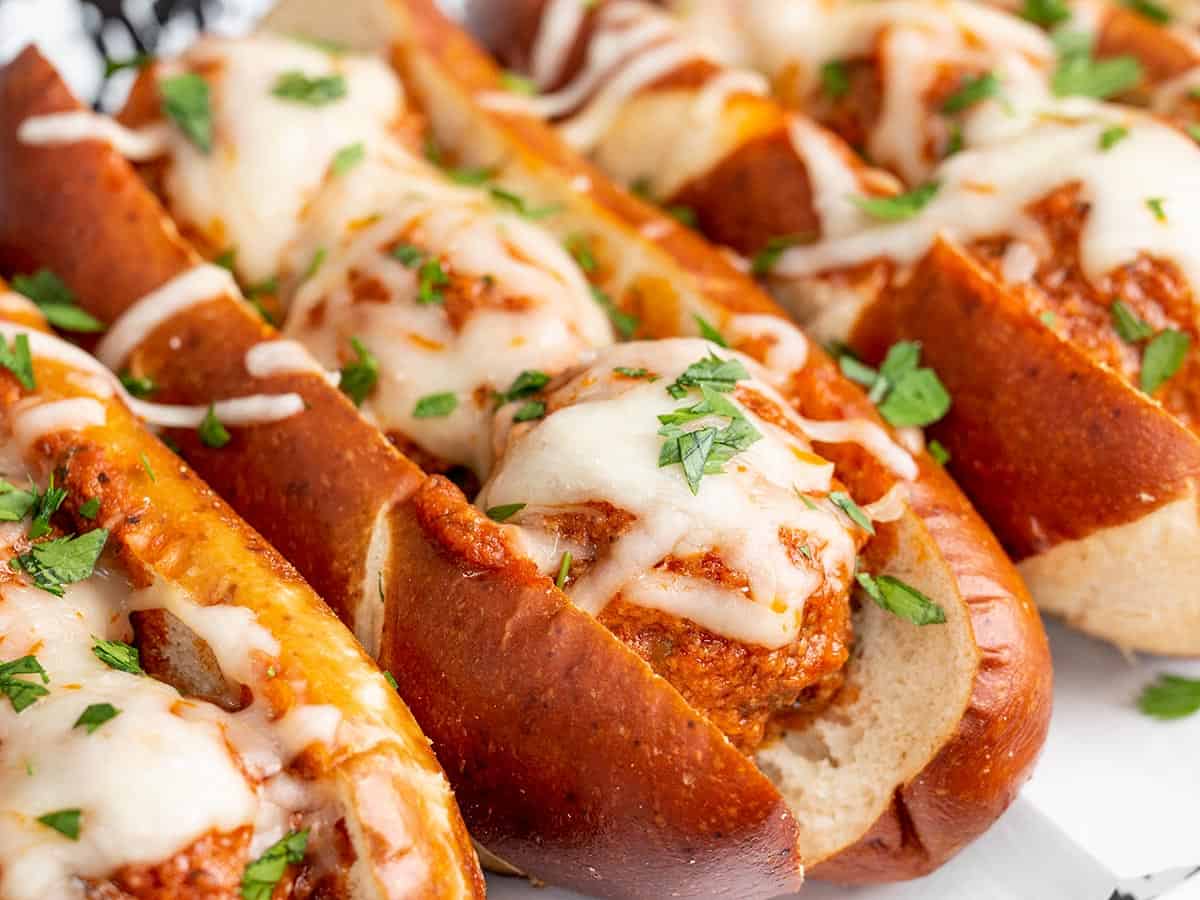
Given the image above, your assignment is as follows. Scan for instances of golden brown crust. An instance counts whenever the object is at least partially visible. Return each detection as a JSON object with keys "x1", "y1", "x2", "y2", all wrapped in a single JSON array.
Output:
[{"x1": 381, "y1": 476, "x2": 805, "y2": 899}]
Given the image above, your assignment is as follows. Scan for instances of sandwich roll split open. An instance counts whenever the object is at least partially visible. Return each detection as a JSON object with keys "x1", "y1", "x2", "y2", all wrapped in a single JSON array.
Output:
[
  {"x1": 468, "y1": 0, "x2": 1200, "y2": 656},
  {"x1": 0, "y1": 7, "x2": 1051, "y2": 895},
  {"x1": 0, "y1": 285, "x2": 483, "y2": 898}
]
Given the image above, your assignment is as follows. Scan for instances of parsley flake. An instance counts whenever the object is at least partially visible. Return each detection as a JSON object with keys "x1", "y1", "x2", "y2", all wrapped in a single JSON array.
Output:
[
  {"x1": 11, "y1": 270, "x2": 105, "y2": 333},
  {"x1": 331, "y1": 142, "x2": 365, "y2": 176},
  {"x1": 489, "y1": 186, "x2": 560, "y2": 219},
  {"x1": 78, "y1": 497, "x2": 101, "y2": 520},
  {"x1": 28, "y1": 476, "x2": 66, "y2": 540},
  {"x1": 74, "y1": 702, "x2": 120, "y2": 733},
  {"x1": 160, "y1": 73, "x2": 212, "y2": 153},
  {"x1": 1099, "y1": 125, "x2": 1129, "y2": 150},
  {"x1": 830, "y1": 491, "x2": 875, "y2": 534},
  {"x1": 1147, "y1": 196, "x2": 1167, "y2": 222},
  {"x1": 417, "y1": 257, "x2": 449, "y2": 304},
  {"x1": 241, "y1": 829, "x2": 309, "y2": 900},
  {"x1": 271, "y1": 71, "x2": 346, "y2": 105},
  {"x1": 852, "y1": 182, "x2": 941, "y2": 221},
  {"x1": 820, "y1": 61, "x2": 850, "y2": 99},
  {"x1": 486, "y1": 503, "x2": 526, "y2": 522},
  {"x1": 928, "y1": 439, "x2": 951, "y2": 465},
  {"x1": 92, "y1": 637, "x2": 142, "y2": 675},
  {"x1": 555, "y1": 551, "x2": 573, "y2": 589},
  {"x1": 1019, "y1": 0, "x2": 1070, "y2": 26},
  {"x1": 513, "y1": 400, "x2": 546, "y2": 422},
  {"x1": 339, "y1": 337, "x2": 378, "y2": 407},
  {"x1": 0, "y1": 655, "x2": 49, "y2": 713},
  {"x1": 941, "y1": 71, "x2": 1001, "y2": 114},
  {"x1": 119, "y1": 370, "x2": 156, "y2": 398},
  {"x1": 856, "y1": 572, "x2": 946, "y2": 625},
  {"x1": 1052, "y1": 39, "x2": 1142, "y2": 99},
  {"x1": 750, "y1": 234, "x2": 809, "y2": 276},
  {"x1": 12, "y1": 528, "x2": 108, "y2": 597},
  {"x1": 590, "y1": 285, "x2": 639, "y2": 339},
  {"x1": 0, "y1": 481, "x2": 35, "y2": 523},
  {"x1": 1111, "y1": 300, "x2": 1154, "y2": 343},
  {"x1": 694, "y1": 314, "x2": 727, "y2": 347},
  {"x1": 1138, "y1": 674, "x2": 1200, "y2": 719},
  {"x1": 498, "y1": 370, "x2": 550, "y2": 405},
  {"x1": 412, "y1": 392, "x2": 458, "y2": 418},
  {"x1": 199, "y1": 405, "x2": 231, "y2": 448},
  {"x1": 0, "y1": 334, "x2": 34, "y2": 390},
  {"x1": 37, "y1": 809, "x2": 81, "y2": 841},
  {"x1": 1141, "y1": 329, "x2": 1189, "y2": 394}
]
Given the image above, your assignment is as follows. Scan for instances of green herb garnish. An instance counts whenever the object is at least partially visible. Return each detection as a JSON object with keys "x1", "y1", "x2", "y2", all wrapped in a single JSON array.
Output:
[
  {"x1": 92, "y1": 637, "x2": 142, "y2": 675},
  {"x1": 0, "y1": 655, "x2": 49, "y2": 713},
  {"x1": 12, "y1": 529, "x2": 108, "y2": 597},
  {"x1": 160, "y1": 73, "x2": 212, "y2": 152},
  {"x1": 941, "y1": 71, "x2": 1001, "y2": 114},
  {"x1": 820, "y1": 60, "x2": 850, "y2": 99},
  {"x1": 339, "y1": 337, "x2": 378, "y2": 407},
  {"x1": 331, "y1": 142, "x2": 365, "y2": 176},
  {"x1": 1138, "y1": 674, "x2": 1200, "y2": 719},
  {"x1": 830, "y1": 491, "x2": 875, "y2": 534},
  {"x1": 37, "y1": 809, "x2": 81, "y2": 841},
  {"x1": 11, "y1": 270, "x2": 105, "y2": 333},
  {"x1": 241, "y1": 829, "x2": 309, "y2": 900},
  {"x1": 486, "y1": 503, "x2": 525, "y2": 522},
  {"x1": 271, "y1": 71, "x2": 346, "y2": 105},
  {"x1": 119, "y1": 370, "x2": 156, "y2": 398},
  {"x1": 852, "y1": 182, "x2": 941, "y2": 222},
  {"x1": 199, "y1": 404, "x2": 231, "y2": 448},
  {"x1": 1141, "y1": 329, "x2": 1190, "y2": 394},
  {"x1": 1099, "y1": 125, "x2": 1129, "y2": 150},
  {"x1": 412, "y1": 392, "x2": 458, "y2": 418},
  {"x1": 74, "y1": 702, "x2": 120, "y2": 734},
  {"x1": 856, "y1": 573, "x2": 947, "y2": 625}
]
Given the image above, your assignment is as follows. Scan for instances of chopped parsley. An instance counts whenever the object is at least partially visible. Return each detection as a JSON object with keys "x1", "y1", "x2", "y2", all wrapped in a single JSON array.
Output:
[
  {"x1": 1098, "y1": 125, "x2": 1129, "y2": 150},
  {"x1": 1147, "y1": 196, "x2": 1167, "y2": 222},
  {"x1": 11, "y1": 270, "x2": 105, "y2": 333},
  {"x1": 271, "y1": 71, "x2": 346, "y2": 105},
  {"x1": 0, "y1": 655, "x2": 49, "y2": 713},
  {"x1": 0, "y1": 482, "x2": 35, "y2": 523},
  {"x1": 489, "y1": 186, "x2": 560, "y2": 220},
  {"x1": 392, "y1": 244, "x2": 425, "y2": 267},
  {"x1": 555, "y1": 551, "x2": 573, "y2": 589},
  {"x1": 657, "y1": 360, "x2": 762, "y2": 494},
  {"x1": 830, "y1": 491, "x2": 875, "y2": 535},
  {"x1": 140, "y1": 452, "x2": 156, "y2": 482},
  {"x1": 819, "y1": 60, "x2": 850, "y2": 99},
  {"x1": 417, "y1": 258, "x2": 449, "y2": 305},
  {"x1": 1124, "y1": 0, "x2": 1171, "y2": 24},
  {"x1": 301, "y1": 247, "x2": 327, "y2": 282},
  {"x1": 339, "y1": 337, "x2": 378, "y2": 407},
  {"x1": 1111, "y1": 300, "x2": 1154, "y2": 343},
  {"x1": 590, "y1": 285, "x2": 639, "y2": 339},
  {"x1": 104, "y1": 52, "x2": 154, "y2": 77},
  {"x1": 856, "y1": 572, "x2": 946, "y2": 625},
  {"x1": 412, "y1": 392, "x2": 458, "y2": 418},
  {"x1": 37, "y1": 809, "x2": 81, "y2": 841},
  {"x1": 241, "y1": 829, "x2": 309, "y2": 900},
  {"x1": 383, "y1": 671, "x2": 399, "y2": 691},
  {"x1": 119, "y1": 370, "x2": 156, "y2": 398},
  {"x1": 74, "y1": 702, "x2": 120, "y2": 733},
  {"x1": 1051, "y1": 34, "x2": 1142, "y2": 99},
  {"x1": 852, "y1": 182, "x2": 941, "y2": 222},
  {"x1": 1138, "y1": 674, "x2": 1200, "y2": 719},
  {"x1": 665, "y1": 351, "x2": 750, "y2": 399},
  {"x1": 500, "y1": 70, "x2": 538, "y2": 95},
  {"x1": 497, "y1": 370, "x2": 550, "y2": 405},
  {"x1": 486, "y1": 503, "x2": 526, "y2": 522},
  {"x1": 448, "y1": 166, "x2": 495, "y2": 186},
  {"x1": 160, "y1": 72, "x2": 212, "y2": 152},
  {"x1": 12, "y1": 528, "x2": 108, "y2": 597},
  {"x1": 28, "y1": 475, "x2": 66, "y2": 540},
  {"x1": 614, "y1": 366, "x2": 654, "y2": 380},
  {"x1": 1141, "y1": 329, "x2": 1190, "y2": 394},
  {"x1": 214, "y1": 247, "x2": 237, "y2": 271},
  {"x1": 665, "y1": 203, "x2": 698, "y2": 228},
  {"x1": 1188, "y1": 123, "x2": 1200, "y2": 145},
  {"x1": 331, "y1": 141, "x2": 365, "y2": 176},
  {"x1": 928, "y1": 439, "x2": 951, "y2": 465},
  {"x1": 941, "y1": 71, "x2": 1001, "y2": 114},
  {"x1": 92, "y1": 637, "x2": 142, "y2": 675},
  {"x1": 694, "y1": 314, "x2": 727, "y2": 347},
  {"x1": 835, "y1": 342, "x2": 950, "y2": 428},
  {"x1": 0, "y1": 334, "x2": 34, "y2": 390},
  {"x1": 513, "y1": 400, "x2": 546, "y2": 422},
  {"x1": 1019, "y1": 0, "x2": 1070, "y2": 26},
  {"x1": 750, "y1": 234, "x2": 808, "y2": 276},
  {"x1": 78, "y1": 497, "x2": 101, "y2": 520},
  {"x1": 199, "y1": 404, "x2": 231, "y2": 448},
  {"x1": 565, "y1": 233, "x2": 597, "y2": 273}
]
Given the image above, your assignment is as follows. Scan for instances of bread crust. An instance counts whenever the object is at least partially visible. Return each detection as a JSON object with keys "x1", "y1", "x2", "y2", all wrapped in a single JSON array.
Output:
[
  {"x1": 260, "y1": 0, "x2": 1053, "y2": 881},
  {"x1": 0, "y1": 301, "x2": 484, "y2": 898}
]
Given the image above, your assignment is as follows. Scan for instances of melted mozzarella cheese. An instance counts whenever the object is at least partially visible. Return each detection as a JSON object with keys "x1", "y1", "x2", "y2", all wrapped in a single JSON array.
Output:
[
  {"x1": 282, "y1": 155, "x2": 612, "y2": 475},
  {"x1": 775, "y1": 102, "x2": 1200, "y2": 304},
  {"x1": 478, "y1": 339, "x2": 861, "y2": 648},
  {"x1": 160, "y1": 34, "x2": 407, "y2": 283},
  {"x1": 674, "y1": 0, "x2": 1054, "y2": 182},
  {"x1": 0, "y1": 575, "x2": 257, "y2": 900},
  {"x1": 480, "y1": 0, "x2": 767, "y2": 158}
]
